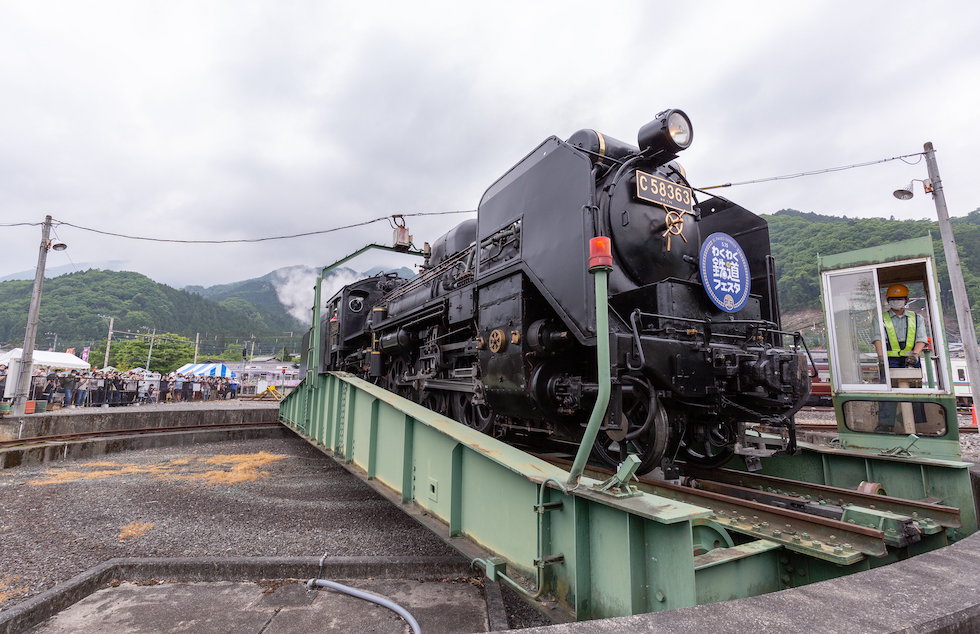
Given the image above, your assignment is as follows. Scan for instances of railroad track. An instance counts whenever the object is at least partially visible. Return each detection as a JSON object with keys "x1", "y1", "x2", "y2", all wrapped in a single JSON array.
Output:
[
  {"x1": 0, "y1": 421, "x2": 282, "y2": 450},
  {"x1": 536, "y1": 454, "x2": 959, "y2": 563},
  {"x1": 796, "y1": 422, "x2": 978, "y2": 434}
]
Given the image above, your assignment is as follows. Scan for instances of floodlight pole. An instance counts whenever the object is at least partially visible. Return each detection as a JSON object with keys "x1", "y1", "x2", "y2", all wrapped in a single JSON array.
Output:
[
  {"x1": 923, "y1": 142, "x2": 980, "y2": 411},
  {"x1": 11, "y1": 216, "x2": 54, "y2": 416}
]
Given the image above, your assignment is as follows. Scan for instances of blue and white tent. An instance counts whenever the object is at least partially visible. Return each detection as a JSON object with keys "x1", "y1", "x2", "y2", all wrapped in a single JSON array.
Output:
[{"x1": 174, "y1": 363, "x2": 237, "y2": 378}]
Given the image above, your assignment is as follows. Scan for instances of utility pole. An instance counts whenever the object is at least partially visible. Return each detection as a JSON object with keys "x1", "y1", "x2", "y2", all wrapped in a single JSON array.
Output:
[
  {"x1": 145, "y1": 328, "x2": 156, "y2": 371},
  {"x1": 101, "y1": 316, "x2": 114, "y2": 369},
  {"x1": 193, "y1": 332, "x2": 200, "y2": 363},
  {"x1": 12, "y1": 216, "x2": 61, "y2": 416},
  {"x1": 923, "y1": 142, "x2": 980, "y2": 411}
]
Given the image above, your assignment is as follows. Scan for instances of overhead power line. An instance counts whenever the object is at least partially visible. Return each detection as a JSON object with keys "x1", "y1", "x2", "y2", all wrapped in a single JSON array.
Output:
[
  {"x1": 3, "y1": 150, "x2": 930, "y2": 240},
  {"x1": 698, "y1": 151, "x2": 925, "y2": 190},
  {"x1": 51, "y1": 210, "x2": 475, "y2": 245}
]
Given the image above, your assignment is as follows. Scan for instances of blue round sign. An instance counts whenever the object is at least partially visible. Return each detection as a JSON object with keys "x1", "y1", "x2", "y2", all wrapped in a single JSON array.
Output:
[{"x1": 699, "y1": 232, "x2": 751, "y2": 313}]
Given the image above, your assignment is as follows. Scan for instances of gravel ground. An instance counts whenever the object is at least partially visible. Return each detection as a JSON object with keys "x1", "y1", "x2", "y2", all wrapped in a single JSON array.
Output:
[{"x1": 0, "y1": 435, "x2": 551, "y2": 630}]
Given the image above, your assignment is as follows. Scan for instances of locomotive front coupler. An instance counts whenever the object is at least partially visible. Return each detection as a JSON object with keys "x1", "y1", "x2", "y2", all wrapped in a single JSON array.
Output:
[{"x1": 734, "y1": 419, "x2": 800, "y2": 462}]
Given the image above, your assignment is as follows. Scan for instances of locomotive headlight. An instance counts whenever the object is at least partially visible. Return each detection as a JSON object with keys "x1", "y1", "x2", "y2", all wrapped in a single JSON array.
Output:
[
  {"x1": 666, "y1": 111, "x2": 692, "y2": 147},
  {"x1": 637, "y1": 109, "x2": 694, "y2": 159}
]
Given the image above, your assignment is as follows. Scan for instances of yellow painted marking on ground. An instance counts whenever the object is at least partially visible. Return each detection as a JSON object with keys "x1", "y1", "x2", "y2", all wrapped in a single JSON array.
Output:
[
  {"x1": 118, "y1": 521, "x2": 154, "y2": 540},
  {"x1": 27, "y1": 452, "x2": 286, "y2": 487},
  {"x1": 0, "y1": 577, "x2": 29, "y2": 604}
]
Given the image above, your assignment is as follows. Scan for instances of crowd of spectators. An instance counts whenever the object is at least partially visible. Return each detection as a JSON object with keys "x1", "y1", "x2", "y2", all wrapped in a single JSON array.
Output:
[{"x1": 0, "y1": 366, "x2": 239, "y2": 408}]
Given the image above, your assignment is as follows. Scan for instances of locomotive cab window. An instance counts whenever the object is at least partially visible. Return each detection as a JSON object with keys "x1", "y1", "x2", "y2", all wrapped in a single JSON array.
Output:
[
  {"x1": 823, "y1": 258, "x2": 948, "y2": 397},
  {"x1": 348, "y1": 294, "x2": 365, "y2": 313}
]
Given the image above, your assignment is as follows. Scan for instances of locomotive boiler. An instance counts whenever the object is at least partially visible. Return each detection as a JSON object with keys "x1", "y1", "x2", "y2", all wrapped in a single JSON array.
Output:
[{"x1": 318, "y1": 109, "x2": 811, "y2": 474}]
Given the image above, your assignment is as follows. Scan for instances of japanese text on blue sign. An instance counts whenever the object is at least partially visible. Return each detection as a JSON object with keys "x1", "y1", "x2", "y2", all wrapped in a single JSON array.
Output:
[{"x1": 700, "y1": 233, "x2": 751, "y2": 313}]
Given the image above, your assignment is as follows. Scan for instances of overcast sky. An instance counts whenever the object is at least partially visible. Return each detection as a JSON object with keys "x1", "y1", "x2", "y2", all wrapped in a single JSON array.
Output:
[{"x1": 1, "y1": 1, "x2": 978, "y2": 289}]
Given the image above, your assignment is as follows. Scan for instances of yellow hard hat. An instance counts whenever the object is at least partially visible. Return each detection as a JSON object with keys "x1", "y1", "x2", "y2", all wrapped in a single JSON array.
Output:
[{"x1": 886, "y1": 283, "x2": 909, "y2": 298}]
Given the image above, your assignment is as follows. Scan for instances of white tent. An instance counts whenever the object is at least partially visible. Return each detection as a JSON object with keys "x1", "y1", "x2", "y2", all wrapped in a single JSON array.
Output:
[
  {"x1": 0, "y1": 348, "x2": 91, "y2": 370},
  {"x1": 173, "y1": 363, "x2": 237, "y2": 378}
]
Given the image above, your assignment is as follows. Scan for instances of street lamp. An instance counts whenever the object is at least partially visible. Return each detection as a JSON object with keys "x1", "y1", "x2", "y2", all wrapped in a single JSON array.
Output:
[
  {"x1": 893, "y1": 179, "x2": 934, "y2": 201},
  {"x1": 11, "y1": 216, "x2": 67, "y2": 416},
  {"x1": 893, "y1": 142, "x2": 980, "y2": 414}
]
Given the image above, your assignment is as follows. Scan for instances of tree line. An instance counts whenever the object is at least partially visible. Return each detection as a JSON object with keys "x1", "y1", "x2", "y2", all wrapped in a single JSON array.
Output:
[{"x1": 766, "y1": 208, "x2": 980, "y2": 323}]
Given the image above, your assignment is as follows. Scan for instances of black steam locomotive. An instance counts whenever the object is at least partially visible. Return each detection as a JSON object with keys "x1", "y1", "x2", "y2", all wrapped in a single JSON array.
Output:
[{"x1": 317, "y1": 109, "x2": 810, "y2": 474}]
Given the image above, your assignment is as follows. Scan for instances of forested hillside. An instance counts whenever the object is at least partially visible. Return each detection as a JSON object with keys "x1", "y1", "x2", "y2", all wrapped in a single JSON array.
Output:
[
  {"x1": 766, "y1": 208, "x2": 980, "y2": 321},
  {"x1": 0, "y1": 270, "x2": 288, "y2": 353},
  {"x1": 184, "y1": 267, "x2": 309, "y2": 332}
]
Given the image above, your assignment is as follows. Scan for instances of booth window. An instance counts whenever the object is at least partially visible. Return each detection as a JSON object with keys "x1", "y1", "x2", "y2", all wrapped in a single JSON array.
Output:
[
  {"x1": 825, "y1": 259, "x2": 946, "y2": 394},
  {"x1": 827, "y1": 271, "x2": 885, "y2": 388},
  {"x1": 842, "y1": 400, "x2": 947, "y2": 436}
]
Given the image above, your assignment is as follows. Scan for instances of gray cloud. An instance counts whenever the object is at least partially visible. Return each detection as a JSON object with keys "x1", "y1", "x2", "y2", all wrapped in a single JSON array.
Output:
[{"x1": 1, "y1": 1, "x2": 978, "y2": 289}]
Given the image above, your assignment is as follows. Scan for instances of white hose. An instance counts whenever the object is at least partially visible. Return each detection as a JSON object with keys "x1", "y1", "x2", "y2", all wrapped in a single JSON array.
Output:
[{"x1": 306, "y1": 578, "x2": 422, "y2": 634}]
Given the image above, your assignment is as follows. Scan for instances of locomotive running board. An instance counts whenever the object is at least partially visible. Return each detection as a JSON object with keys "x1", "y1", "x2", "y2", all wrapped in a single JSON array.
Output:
[{"x1": 279, "y1": 372, "x2": 895, "y2": 621}]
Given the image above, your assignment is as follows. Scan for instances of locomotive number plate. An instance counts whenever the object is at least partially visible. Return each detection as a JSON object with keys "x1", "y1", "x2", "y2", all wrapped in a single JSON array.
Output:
[{"x1": 635, "y1": 170, "x2": 694, "y2": 214}]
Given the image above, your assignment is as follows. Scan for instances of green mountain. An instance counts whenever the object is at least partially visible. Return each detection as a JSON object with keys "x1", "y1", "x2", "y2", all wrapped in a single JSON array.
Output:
[
  {"x1": 184, "y1": 266, "x2": 310, "y2": 333},
  {"x1": 0, "y1": 269, "x2": 291, "y2": 355},
  {"x1": 0, "y1": 264, "x2": 419, "y2": 359},
  {"x1": 184, "y1": 264, "x2": 417, "y2": 326},
  {"x1": 766, "y1": 208, "x2": 980, "y2": 340}
]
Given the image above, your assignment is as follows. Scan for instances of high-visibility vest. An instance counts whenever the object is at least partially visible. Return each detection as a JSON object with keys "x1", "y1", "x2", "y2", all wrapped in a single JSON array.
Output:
[{"x1": 882, "y1": 310, "x2": 917, "y2": 357}]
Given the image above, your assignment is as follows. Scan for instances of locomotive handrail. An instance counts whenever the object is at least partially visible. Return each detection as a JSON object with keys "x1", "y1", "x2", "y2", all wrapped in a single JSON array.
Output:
[
  {"x1": 708, "y1": 318, "x2": 780, "y2": 328},
  {"x1": 630, "y1": 309, "x2": 813, "y2": 340},
  {"x1": 627, "y1": 309, "x2": 645, "y2": 371},
  {"x1": 793, "y1": 332, "x2": 821, "y2": 379},
  {"x1": 379, "y1": 248, "x2": 470, "y2": 304},
  {"x1": 628, "y1": 310, "x2": 816, "y2": 379}
]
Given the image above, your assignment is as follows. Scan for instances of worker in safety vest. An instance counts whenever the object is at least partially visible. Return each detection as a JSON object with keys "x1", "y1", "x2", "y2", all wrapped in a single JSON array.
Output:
[
  {"x1": 872, "y1": 284, "x2": 928, "y2": 369},
  {"x1": 872, "y1": 284, "x2": 928, "y2": 432}
]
